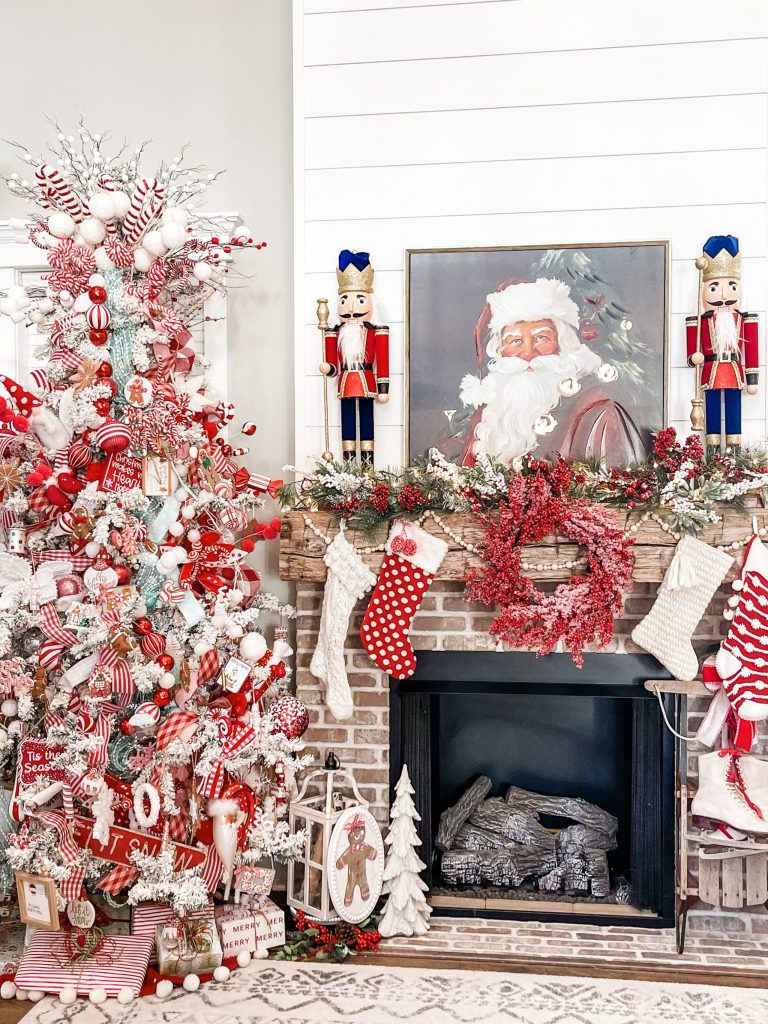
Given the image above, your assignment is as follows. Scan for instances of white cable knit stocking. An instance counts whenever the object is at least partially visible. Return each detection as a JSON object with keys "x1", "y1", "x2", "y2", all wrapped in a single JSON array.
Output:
[{"x1": 310, "y1": 527, "x2": 376, "y2": 721}]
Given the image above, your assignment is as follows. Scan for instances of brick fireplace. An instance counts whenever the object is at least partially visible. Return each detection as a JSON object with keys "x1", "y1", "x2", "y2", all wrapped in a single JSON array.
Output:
[{"x1": 283, "y1": 511, "x2": 768, "y2": 940}]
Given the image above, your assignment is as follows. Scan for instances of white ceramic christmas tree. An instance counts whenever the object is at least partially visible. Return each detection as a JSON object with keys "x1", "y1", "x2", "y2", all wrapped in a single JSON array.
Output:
[{"x1": 378, "y1": 765, "x2": 432, "y2": 937}]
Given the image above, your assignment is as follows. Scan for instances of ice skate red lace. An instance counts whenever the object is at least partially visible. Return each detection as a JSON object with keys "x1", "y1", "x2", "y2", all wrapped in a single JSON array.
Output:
[{"x1": 719, "y1": 748, "x2": 764, "y2": 819}]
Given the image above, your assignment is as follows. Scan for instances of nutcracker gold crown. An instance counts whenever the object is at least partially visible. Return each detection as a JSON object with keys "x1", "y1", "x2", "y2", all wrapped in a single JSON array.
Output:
[
  {"x1": 699, "y1": 247, "x2": 742, "y2": 282},
  {"x1": 336, "y1": 262, "x2": 374, "y2": 294}
]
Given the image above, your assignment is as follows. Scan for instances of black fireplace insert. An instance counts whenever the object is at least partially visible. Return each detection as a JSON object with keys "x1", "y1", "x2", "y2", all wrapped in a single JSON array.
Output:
[{"x1": 389, "y1": 650, "x2": 675, "y2": 927}]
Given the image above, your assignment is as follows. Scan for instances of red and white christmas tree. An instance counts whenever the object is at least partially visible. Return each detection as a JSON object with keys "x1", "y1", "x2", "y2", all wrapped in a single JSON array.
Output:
[
  {"x1": 378, "y1": 765, "x2": 432, "y2": 938},
  {"x1": 0, "y1": 120, "x2": 311, "y2": 918}
]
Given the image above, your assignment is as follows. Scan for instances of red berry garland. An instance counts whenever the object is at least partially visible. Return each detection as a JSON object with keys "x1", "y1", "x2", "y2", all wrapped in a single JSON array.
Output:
[{"x1": 465, "y1": 463, "x2": 634, "y2": 666}]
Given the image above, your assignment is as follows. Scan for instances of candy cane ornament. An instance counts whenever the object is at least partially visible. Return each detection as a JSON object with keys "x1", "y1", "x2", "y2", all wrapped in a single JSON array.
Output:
[
  {"x1": 122, "y1": 179, "x2": 165, "y2": 245},
  {"x1": 35, "y1": 164, "x2": 84, "y2": 223}
]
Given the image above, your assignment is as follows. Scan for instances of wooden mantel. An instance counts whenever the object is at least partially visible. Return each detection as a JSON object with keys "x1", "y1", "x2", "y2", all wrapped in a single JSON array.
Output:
[{"x1": 279, "y1": 508, "x2": 768, "y2": 584}]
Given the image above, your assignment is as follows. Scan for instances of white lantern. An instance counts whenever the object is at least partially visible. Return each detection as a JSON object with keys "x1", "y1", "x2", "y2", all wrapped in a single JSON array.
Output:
[{"x1": 287, "y1": 753, "x2": 382, "y2": 923}]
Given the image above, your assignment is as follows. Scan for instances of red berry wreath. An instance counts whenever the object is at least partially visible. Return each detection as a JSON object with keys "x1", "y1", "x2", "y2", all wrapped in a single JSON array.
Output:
[{"x1": 465, "y1": 462, "x2": 635, "y2": 666}]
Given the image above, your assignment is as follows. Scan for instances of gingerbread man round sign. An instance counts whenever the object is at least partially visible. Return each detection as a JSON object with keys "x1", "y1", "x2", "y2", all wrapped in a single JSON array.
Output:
[{"x1": 327, "y1": 806, "x2": 384, "y2": 924}]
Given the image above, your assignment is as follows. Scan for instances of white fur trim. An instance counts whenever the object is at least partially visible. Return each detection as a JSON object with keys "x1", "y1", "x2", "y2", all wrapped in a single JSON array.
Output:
[
  {"x1": 387, "y1": 521, "x2": 448, "y2": 575},
  {"x1": 487, "y1": 278, "x2": 579, "y2": 336},
  {"x1": 207, "y1": 798, "x2": 239, "y2": 817}
]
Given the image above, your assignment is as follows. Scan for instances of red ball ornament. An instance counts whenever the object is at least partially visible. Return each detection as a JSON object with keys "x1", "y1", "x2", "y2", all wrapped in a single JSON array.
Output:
[
  {"x1": 119, "y1": 719, "x2": 135, "y2": 735},
  {"x1": 156, "y1": 653, "x2": 175, "y2": 671},
  {"x1": 133, "y1": 617, "x2": 153, "y2": 636},
  {"x1": 96, "y1": 361, "x2": 113, "y2": 378},
  {"x1": 140, "y1": 633, "x2": 166, "y2": 658},
  {"x1": 67, "y1": 443, "x2": 93, "y2": 470},
  {"x1": 271, "y1": 661, "x2": 287, "y2": 679},
  {"x1": 268, "y1": 695, "x2": 309, "y2": 740},
  {"x1": 88, "y1": 285, "x2": 108, "y2": 304},
  {"x1": 226, "y1": 691, "x2": 248, "y2": 717},
  {"x1": 89, "y1": 329, "x2": 108, "y2": 346},
  {"x1": 153, "y1": 688, "x2": 172, "y2": 708},
  {"x1": 94, "y1": 419, "x2": 131, "y2": 454},
  {"x1": 114, "y1": 565, "x2": 132, "y2": 585},
  {"x1": 93, "y1": 398, "x2": 111, "y2": 417},
  {"x1": 56, "y1": 574, "x2": 82, "y2": 597}
]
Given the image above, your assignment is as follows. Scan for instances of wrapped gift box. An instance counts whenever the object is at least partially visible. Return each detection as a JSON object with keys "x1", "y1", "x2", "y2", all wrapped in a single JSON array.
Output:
[
  {"x1": 214, "y1": 899, "x2": 285, "y2": 957},
  {"x1": 14, "y1": 931, "x2": 153, "y2": 997},
  {"x1": 131, "y1": 899, "x2": 213, "y2": 965},
  {"x1": 155, "y1": 917, "x2": 221, "y2": 977}
]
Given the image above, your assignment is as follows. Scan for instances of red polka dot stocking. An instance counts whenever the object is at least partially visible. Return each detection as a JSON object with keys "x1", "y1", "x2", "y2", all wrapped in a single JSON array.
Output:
[{"x1": 360, "y1": 521, "x2": 448, "y2": 680}]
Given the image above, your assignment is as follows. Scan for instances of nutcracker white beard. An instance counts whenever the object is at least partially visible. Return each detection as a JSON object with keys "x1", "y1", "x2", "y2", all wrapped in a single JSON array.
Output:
[
  {"x1": 338, "y1": 321, "x2": 366, "y2": 368},
  {"x1": 713, "y1": 308, "x2": 739, "y2": 357},
  {"x1": 461, "y1": 320, "x2": 601, "y2": 464}
]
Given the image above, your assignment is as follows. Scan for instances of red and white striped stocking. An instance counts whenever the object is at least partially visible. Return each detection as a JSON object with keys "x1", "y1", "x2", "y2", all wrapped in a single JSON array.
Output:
[
  {"x1": 360, "y1": 521, "x2": 447, "y2": 680},
  {"x1": 716, "y1": 534, "x2": 768, "y2": 724}
]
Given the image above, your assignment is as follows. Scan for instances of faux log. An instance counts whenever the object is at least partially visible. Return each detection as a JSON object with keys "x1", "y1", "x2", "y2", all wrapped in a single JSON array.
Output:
[
  {"x1": 280, "y1": 508, "x2": 768, "y2": 584},
  {"x1": 434, "y1": 775, "x2": 492, "y2": 852}
]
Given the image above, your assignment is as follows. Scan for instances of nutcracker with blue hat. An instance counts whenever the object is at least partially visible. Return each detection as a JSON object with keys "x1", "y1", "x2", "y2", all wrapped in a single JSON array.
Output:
[
  {"x1": 317, "y1": 250, "x2": 389, "y2": 466},
  {"x1": 686, "y1": 235, "x2": 759, "y2": 453}
]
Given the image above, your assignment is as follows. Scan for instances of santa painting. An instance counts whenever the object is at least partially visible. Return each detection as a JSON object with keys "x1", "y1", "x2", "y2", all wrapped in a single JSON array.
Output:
[{"x1": 458, "y1": 277, "x2": 637, "y2": 466}]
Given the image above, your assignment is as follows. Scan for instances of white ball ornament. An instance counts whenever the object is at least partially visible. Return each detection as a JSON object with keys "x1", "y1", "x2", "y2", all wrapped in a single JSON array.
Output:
[
  {"x1": 133, "y1": 248, "x2": 153, "y2": 272},
  {"x1": 89, "y1": 987, "x2": 108, "y2": 1005},
  {"x1": 211, "y1": 613, "x2": 227, "y2": 629},
  {"x1": 168, "y1": 522, "x2": 185, "y2": 537},
  {"x1": 143, "y1": 230, "x2": 167, "y2": 257},
  {"x1": 39, "y1": 298, "x2": 54, "y2": 314},
  {"x1": 0, "y1": 981, "x2": 16, "y2": 999},
  {"x1": 72, "y1": 233, "x2": 87, "y2": 249},
  {"x1": 240, "y1": 631, "x2": 267, "y2": 664},
  {"x1": 254, "y1": 947, "x2": 269, "y2": 960},
  {"x1": 234, "y1": 225, "x2": 250, "y2": 241},
  {"x1": 111, "y1": 191, "x2": 131, "y2": 219},
  {"x1": 236, "y1": 951, "x2": 251, "y2": 968},
  {"x1": 229, "y1": 589, "x2": 245, "y2": 606},
  {"x1": 161, "y1": 223, "x2": 186, "y2": 250},
  {"x1": 59, "y1": 290, "x2": 74, "y2": 309},
  {"x1": 88, "y1": 273, "x2": 106, "y2": 287},
  {"x1": 48, "y1": 212, "x2": 76, "y2": 238},
  {"x1": 28, "y1": 991, "x2": 45, "y2": 1003},
  {"x1": 7, "y1": 721, "x2": 22, "y2": 736},
  {"x1": 1, "y1": 699, "x2": 18, "y2": 717},
  {"x1": 94, "y1": 246, "x2": 115, "y2": 271},
  {"x1": 58, "y1": 986, "x2": 77, "y2": 1005},
  {"x1": 85, "y1": 541, "x2": 102, "y2": 558},
  {"x1": 181, "y1": 505, "x2": 196, "y2": 521},
  {"x1": 193, "y1": 261, "x2": 213, "y2": 282},
  {"x1": 161, "y1": 672, "x2": 175, "y2": 687},
  {"x1": 182, "y1": 974, "x2": 200, "y2": 993},
  {"x1": 194, "y1": 642, "x2": 211, "y2": 656},
  {"x1": 155, "y1": 979, "x2": 174, "y2": 999},
  {"x1": 80, "y1": 218, "x2": 107, "y2": 246},
  {"x1": 87, "y1": 193, "x2": 116, "y2": 222},
  {"x1": 74, "y1": 291, "x2": 92, "y2": 313},
  {"x1": 227, "y1": 624, "x2": 245, "y2": 640},
  {"x1": 14, "y1": 989, "x2": 28, "y2": 1001},
  {"x1": 117, "y1": 987, "x2": 135, "y2": 1005},
  {"x1": 213, "y1": 965, "x2": 231, "y2": 983}
]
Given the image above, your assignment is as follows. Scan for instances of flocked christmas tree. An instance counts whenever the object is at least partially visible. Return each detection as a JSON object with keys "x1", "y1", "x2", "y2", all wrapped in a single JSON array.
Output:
[
  {"x1": 0, "y1": 120, "x2": 311, "y2": 919},
  {"x1": 378, "y1": 765, "x2": 431, "y2": 938}
]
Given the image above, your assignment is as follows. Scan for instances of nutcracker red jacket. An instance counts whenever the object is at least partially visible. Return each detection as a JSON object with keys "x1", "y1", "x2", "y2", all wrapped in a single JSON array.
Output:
[
  {"x1": 324, "y1": 323, "x2": 390, "y2": 400},
  {"x1": 685, "y1": 311, "x2": 758, "y2": 390}
]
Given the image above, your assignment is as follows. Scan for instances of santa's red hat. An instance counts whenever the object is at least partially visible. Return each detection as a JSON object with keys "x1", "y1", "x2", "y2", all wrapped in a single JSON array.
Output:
[{"x1": 0, "y1": 375, "x2": 42, "y2": 417}]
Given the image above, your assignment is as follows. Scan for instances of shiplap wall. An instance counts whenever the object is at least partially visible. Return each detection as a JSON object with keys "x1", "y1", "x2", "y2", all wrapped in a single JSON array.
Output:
[{"x1": 293, "y1": 0, "x2": 768, "y2": 468}]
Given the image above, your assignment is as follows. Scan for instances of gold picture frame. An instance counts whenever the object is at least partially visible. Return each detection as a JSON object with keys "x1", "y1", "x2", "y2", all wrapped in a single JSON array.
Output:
[
  {"x1": 404, "y1": 240, "x2": 671, "y2": 467},
  {"x1": 15, "y1": 872, "x2": 60, "y2": 931}
]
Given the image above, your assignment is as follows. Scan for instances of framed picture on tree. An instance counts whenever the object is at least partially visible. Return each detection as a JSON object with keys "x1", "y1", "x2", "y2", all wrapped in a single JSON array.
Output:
[{"x1": 405, "y1": 242, "x2": 669, "y2": 468}]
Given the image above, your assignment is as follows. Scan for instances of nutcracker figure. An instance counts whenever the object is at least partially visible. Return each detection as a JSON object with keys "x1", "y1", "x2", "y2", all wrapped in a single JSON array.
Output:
[
  {"x1": 686, "y1": 235, "x2": 758, "y2": 452},
  {"x1": 318, "y1": 250, "x2": 389, "y2": 465}
]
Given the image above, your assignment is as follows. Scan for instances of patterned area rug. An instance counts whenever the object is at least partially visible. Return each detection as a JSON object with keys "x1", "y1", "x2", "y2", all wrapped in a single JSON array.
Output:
[{"x1": 23, "y1": 961, "x2": 766, "y2": 1024}]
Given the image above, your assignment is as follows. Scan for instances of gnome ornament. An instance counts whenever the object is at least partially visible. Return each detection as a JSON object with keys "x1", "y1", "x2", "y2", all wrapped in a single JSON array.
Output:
[{"x1": 0, "y1": 375, "x2": 71, "y2": 450}]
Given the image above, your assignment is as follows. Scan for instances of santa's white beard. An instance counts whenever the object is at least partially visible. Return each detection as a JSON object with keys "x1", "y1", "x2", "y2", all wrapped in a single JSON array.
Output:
[
  {"x1": 338, "y1": 321, "x2": 366, "y2": 367},
  {"x1": 713, "y1": 309, "x2": 738, "y2": 357}
]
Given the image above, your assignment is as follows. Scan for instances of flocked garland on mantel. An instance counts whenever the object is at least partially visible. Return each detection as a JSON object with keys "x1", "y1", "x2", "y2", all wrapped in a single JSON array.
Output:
[{"x1": 281, "y1": 429, "x2": 768, "y2": 540}]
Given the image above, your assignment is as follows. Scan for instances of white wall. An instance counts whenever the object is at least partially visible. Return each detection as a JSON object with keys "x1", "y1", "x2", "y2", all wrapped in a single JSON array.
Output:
[
  {"x1": 294, "y1": 0, "x2": 768, "y2": 467},
  {"x1": 0, "y1": 1, "x2": 294, "y2": 602}
]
